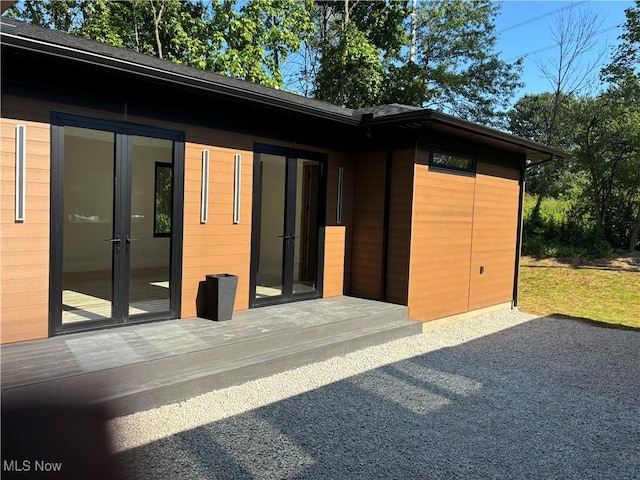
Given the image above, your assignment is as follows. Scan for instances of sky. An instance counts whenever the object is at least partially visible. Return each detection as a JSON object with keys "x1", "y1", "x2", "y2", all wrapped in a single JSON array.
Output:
[{"x1": 494, "y1": 0, "x2": 634, "y2": 98}]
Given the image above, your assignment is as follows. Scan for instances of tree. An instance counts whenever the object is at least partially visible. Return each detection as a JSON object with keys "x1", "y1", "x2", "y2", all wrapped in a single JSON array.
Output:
[
  {"x1": 5, "y1": 0, "x2": 315, "y2": 88},
  {"x1": 310, "y1": 0, "x2": 408, "y2": 108},
  {"x1": 601, "y1": 1, "x2": 640, "y2": 250},
  {"x1": 211, "y1": 0, "x2": 315, "y2": 89},
  {"x1": 602, "y1": 0, "x2": 639, "y2": 84},
  {"x1": 406, "y1": 0, "x2": 522, "y2": 126}
]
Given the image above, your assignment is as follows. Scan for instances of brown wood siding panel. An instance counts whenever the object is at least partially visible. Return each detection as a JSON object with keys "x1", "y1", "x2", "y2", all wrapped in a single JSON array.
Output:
[
  {"x1": 180, "y1": 143, "x2": 253, "y2": 317},
  {"x1": 326, "y1": 152, "x2": 355, "y2": 294},
  {"x1": 0, "y1": 116, "x2": 50, "y2": 343},
  {"x1": 350, "y1": 152, "x2": 387, "y2": 299},
  {"x1": 385, "y1": 149, "x2": 414, "y2": 304},
  {"x1": 408, "y1": 166, "x2": 475, "y2": 321},
  {"x1": 468, "y1": 163, "x2": 520, "y2": 310},
  {"x1": 322, "y1": 226, "x2": 346, "y2": 297}
]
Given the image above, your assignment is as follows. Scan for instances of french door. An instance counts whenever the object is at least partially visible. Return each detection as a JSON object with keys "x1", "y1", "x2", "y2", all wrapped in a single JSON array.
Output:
[
  {"x1": 250, "y1": 146, "x2": 326, "y2": 307},
  {"x1": 49, "y1": 113, "x2": 184, "y2": 334}
]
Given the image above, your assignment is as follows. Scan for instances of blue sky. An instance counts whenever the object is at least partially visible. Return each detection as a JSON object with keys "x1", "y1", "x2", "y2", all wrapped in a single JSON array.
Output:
[{"x1": 495, "y1": 0, "x2": 633, "y2": 97}]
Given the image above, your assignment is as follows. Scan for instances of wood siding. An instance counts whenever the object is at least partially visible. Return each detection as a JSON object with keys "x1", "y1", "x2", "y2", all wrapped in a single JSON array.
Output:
[
  {"x1": 468, "y1": 162, "x2": 520, "y2": 310},
  {"x1": 323, "y1": 226, "x2": 346, "y2": 297},
  {"x1": 350, "y1": 151, "x2": 387, "y2": 299},
  {"x1": 408, "y1": 165, "x2": 475, "y2": 320},
  {"x1": 181, "y1": 142, "x2": 253, "y2": 318},
  {"x1": 324, "y1": 151, "x2": 355, "y2": 297},
  {"x1": 408, "y1": 147, "x2": 522, "y2": 322},
  {"x1": 385, "y1": 149, "x2": 414, "y2": 304},
  {"x1": 0, "y1": 117, "x2": 50, "y2": 343}
]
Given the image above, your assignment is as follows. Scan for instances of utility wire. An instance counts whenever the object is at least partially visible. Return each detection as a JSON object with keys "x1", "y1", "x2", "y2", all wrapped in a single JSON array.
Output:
[
  {"x1": 497, "y1": 0, "x2": 589, "y2": 34},
  {"x1": 504, "y1": 25, "x2": 618, "y2": 62}
]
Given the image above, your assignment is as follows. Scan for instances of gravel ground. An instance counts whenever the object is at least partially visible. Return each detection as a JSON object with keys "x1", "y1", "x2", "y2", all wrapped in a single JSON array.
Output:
[{"x1": 109, "y1": 310, "x2": 640, "y2": 479}]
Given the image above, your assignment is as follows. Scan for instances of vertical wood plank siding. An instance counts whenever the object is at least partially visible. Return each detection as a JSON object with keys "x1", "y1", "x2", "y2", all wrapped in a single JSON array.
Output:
[
  {"x1": 0, "y1": 117, "x2": 50, "y2": 343},
  {"x1": 350, "y1": 151, "x2": 387, "y2": 299},
  {"x1": 385, "y1": 149, "x2": 414, "y2": 304}
]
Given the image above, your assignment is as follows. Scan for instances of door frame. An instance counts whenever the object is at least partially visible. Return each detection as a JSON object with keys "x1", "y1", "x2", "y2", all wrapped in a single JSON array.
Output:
[
  {"x1": 49, "y1": 112, "x2": 185, "y2": 336},
  {"x1": 249, "y1": 144, "x2": 327, "y2": 308}
]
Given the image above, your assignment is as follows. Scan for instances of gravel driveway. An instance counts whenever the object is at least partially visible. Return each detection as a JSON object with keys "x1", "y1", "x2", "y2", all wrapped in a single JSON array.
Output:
[{"x1": 109, "y1": 310, "x2": 640, "y2": 479}]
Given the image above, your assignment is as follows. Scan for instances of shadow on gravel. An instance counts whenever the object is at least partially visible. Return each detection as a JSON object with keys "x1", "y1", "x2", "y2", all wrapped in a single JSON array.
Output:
[
  {"x1": 549, "y1": 313, "x2": 640, "y2": 331},
  {"x1": 115, "y1": 317, "x2": 640, "y2": 480}
]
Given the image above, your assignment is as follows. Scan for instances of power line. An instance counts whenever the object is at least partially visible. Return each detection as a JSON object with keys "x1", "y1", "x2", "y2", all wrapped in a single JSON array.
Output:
[
  {"x1": 497, "y1": 0, "x2": 590, "y2": 34},
  {"x1": 504, "y1": 25, "x2": 619, "y2": 62}
]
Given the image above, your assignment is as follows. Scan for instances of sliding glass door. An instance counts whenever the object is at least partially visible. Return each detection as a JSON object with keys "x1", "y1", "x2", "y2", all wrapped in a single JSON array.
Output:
[{"x1": 50, "y1": 114, "x2": 184, "y2": 334}]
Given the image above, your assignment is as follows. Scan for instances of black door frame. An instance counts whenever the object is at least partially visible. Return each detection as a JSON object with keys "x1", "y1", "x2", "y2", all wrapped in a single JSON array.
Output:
[
  {"x1": 249, "y1": 144, "x2": 327, "y2": 308},
  {"x1": 49, "y1": 112, "x2": 185, "y2": 336}
]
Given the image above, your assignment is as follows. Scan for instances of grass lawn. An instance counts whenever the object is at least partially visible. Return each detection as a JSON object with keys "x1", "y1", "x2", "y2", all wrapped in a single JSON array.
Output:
[{"x1": 518, "y1": 264, "x2": 640, "y2": 329}]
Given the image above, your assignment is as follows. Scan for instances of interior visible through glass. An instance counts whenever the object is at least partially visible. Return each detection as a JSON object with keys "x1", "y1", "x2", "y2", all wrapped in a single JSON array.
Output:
[
  {"x1": 62, "y1": 126, "x2": 116, "y2": 323},
  {"x1": 255, "y1": 154, "x2": 320, "y2": 300},
  {"x1": 256, "y1": 154, "x2": 286, "y2": 298},
  {"x1": 61, "y1": 128, "x2": 173, "y2": 323},
  {"x1": 128, "y1": 135, "x2": 172, "y2": 316}
]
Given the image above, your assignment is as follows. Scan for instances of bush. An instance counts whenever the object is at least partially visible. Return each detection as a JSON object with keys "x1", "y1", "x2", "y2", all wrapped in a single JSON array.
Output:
[{"x1": 522, "y1": 193, "x2": 613, "y2": 259}]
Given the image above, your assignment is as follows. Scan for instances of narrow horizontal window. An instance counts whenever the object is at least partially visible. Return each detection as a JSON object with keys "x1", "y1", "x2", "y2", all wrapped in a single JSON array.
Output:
[{"x1": 430, "y1": 148, "x2": 476, "y2": 174}]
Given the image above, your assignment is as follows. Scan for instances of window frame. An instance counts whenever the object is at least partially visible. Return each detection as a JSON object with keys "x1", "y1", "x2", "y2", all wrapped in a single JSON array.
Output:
[
  {"x1": 429, "y1": 147, "x2": 477, "y2": 175},
  {"x1": 153, "y1": 161, "x2": 173, "y2": 238}
]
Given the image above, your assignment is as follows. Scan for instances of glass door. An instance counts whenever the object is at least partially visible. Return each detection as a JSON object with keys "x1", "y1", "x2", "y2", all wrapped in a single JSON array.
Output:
[
  {"x1": 61, "y1": 126, "x2": 117, "y2": 323},
  {"x1": 51, "y1": 114, "x2": 183, "y2": 333},
  {"x1": 251, "y1": 148, "x2": 324, "y2": 306}
]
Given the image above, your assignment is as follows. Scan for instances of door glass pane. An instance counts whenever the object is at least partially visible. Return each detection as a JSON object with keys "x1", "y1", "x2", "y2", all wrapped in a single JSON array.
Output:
[
  {"x1": 128, "y1": 136, "x2": 173, "y2": 316},
  {"x1": 62, "y1": 127, "x2": 115, "y2": 324},
  {"x1": 293, "y1": 159, "x2": 320, "y2": 295},
  {"x1": 256, "y1": 154, "x2": 286, "y2": 298}
]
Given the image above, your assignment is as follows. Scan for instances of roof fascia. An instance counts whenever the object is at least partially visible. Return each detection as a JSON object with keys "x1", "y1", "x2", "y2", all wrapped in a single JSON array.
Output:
[
  {"x1": 362, "y1": 108, "x2": 567, "y2": 160},
  {"x1": 0, "y1": 31, "x2": 361, "y2": 127}
]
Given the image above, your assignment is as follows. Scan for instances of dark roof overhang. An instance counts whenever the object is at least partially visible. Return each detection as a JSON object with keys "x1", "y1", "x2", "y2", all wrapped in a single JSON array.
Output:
[
  {"x1": 0, "y1": 18, "x2": 359, "y2": 127},
  {"x1": 362, "y1": 108, "x2": 566, "y2": 162},
  {"x1": 1, "y1": 17, "x2": 565, "y2": 162}
]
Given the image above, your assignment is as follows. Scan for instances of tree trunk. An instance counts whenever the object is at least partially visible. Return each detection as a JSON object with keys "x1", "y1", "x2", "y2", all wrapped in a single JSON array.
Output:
[
  {"x1": 150, "y1": 0, "x2": 165, "y2": 60},
  {"x1": 629, "y1": 204, "x2": 640, "y2": 252}
]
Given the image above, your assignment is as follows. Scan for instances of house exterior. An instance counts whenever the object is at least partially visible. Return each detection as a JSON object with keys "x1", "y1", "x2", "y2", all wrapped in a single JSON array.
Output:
[{"x1": 0, "y1": 18, "x2": 563, "y2": 344}]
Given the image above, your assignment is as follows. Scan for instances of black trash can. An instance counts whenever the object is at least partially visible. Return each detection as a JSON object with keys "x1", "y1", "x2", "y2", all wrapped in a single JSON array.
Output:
[{"x1": 205, "y1": 274, "x2": 238, "y2": 321}]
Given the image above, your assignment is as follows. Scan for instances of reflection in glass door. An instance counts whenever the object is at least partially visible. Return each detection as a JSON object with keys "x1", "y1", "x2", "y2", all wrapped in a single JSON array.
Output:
[
  {"x1": 252, "y1": 149, "x2": 324, "y2": 305},
  {"x1": 55, "y1": 117, "x2": 182, "y2": 330}
]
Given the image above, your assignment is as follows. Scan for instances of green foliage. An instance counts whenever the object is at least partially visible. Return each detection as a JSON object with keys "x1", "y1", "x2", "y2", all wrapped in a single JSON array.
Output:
[
  {"x1": 602, "y1": 0, "x2": 639, "y2": 84},
  {"x1": 409, "y1": 0, "x2": 522, "y2": 126},
  {"x1": 523, "y1": 193, "x2": 613, "y2": 258},
  {"x1": 314, "y1": 22, "x2": 384, "y2": 107}
]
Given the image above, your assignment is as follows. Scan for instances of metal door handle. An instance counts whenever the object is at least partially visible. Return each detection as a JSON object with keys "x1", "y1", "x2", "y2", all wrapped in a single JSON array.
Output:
[
  {"x1": 104, "y1": 237, "x2": 121, "y2": 243},
  {"x1": 126, "y1": 235, "x2": 138, "y2": 243},
  {"x1": 277, "y1": 235, "x2": 292, "y2": 240}
]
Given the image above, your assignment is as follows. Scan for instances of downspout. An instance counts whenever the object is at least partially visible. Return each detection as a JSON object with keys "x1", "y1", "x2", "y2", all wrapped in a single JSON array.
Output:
[
  {"x1": 381, "y1": 148, "x2": 393, "y2": 301},
  {"x1": 513, "y1": 153, "x2": 555, "y2": 308},
  {"x1": 512, "y1": 163, "x2": 526, "y2": 309}
]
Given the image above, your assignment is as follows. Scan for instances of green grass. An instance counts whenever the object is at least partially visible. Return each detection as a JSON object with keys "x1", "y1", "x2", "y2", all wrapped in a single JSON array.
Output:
[{"x1": 519, "y1": 266, "x2": 640, "y2": 328}]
